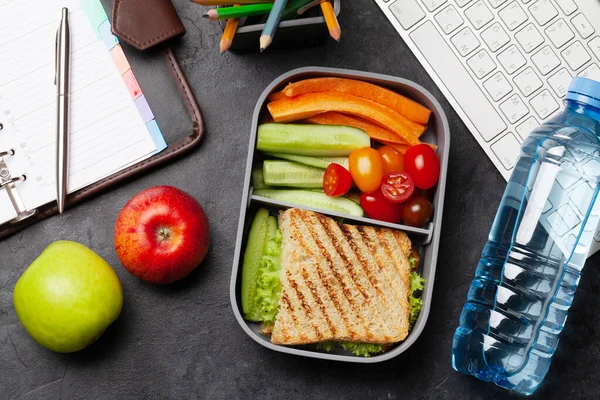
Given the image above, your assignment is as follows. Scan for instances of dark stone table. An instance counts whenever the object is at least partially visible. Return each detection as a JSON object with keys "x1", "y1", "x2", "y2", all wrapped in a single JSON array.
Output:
[{"x1": 2, "y1": 1, "x2": 599, "y2": 399}]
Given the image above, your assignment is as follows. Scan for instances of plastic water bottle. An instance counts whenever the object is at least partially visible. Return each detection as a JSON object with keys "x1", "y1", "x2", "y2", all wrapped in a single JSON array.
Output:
[{"x1": 452, "y1": 78, "x2": 600, "y2": 395}]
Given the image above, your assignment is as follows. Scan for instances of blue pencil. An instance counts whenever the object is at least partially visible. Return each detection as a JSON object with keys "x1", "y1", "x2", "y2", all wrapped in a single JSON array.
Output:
[{"x1": 259, "y1": 0, "x2": 289, "y2": 51}]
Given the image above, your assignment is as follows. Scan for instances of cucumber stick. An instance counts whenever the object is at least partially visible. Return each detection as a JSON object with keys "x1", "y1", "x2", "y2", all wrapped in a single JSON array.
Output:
[
  {"x1": 241, "y1": 208, "x2": 270, "y2": 321},
  {"x1": 265, "y1": 152, "x2": 349, "y2": 170},
  {"x1": 253, "y1": 189, "x2": 364, "y2": 217},
  {"x1": 263, "y1": 161, "x2": 324, "y2": 188},
  {"x1": 257, "y1": 123, "x2": 370, "y2": 156},
  {"x1": 251, "y1": 168, "x2": 271, "y2": 190}
]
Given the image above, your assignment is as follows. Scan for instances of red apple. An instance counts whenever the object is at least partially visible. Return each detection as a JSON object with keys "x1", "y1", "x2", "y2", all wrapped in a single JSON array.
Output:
[{"x1": 114, "y1": 186, "x2": 210, "y2": 284}]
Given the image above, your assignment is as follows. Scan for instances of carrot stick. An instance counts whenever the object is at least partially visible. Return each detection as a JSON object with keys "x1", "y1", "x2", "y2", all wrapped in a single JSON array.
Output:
[
  {"x1": 378, "y1": 140, "x2": 438, "y2": 153},
  {"x1": 281, "y1": 77, "x2": 431, "y2": 124},
  {"x1": 267, "y1": 92, "x2": 424, "y2": 145},
  {"x1": 268, "y1": 91, "x2": 287, "y2": 101},
  {"x1": 305, "y1": 112, "x2": 407, "y2": 144}
]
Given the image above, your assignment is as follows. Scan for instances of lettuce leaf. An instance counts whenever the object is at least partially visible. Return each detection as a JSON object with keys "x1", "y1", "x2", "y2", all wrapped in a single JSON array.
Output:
[
  {"x1": 254, "y1": 229, "x2": 283, "y2": 325},
  {"x1": 315, "y1": 341, "x2": 336, "y2": 352},
  {"x1": 409, "y1": 272, "x2": 425, "y2": 327},
  {"x1": 340, "y1": 342, "x2": 384, "y2": 357}
]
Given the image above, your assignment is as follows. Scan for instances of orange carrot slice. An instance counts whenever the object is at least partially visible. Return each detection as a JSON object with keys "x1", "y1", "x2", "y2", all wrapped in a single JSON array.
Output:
[
  {"x1": 379, "y1": 140, "x2": 438, "y2": 153},
  {"x1": 268, "y1": 91, "x2": 287, "y2": 102},
  {"x1": 305, "y1": 112, "x2": 407, "y2": 144},
  {"x1": 267, "y1": 92, "x2": 424, "y2": 145},
  {"x1": 282, "y1": 77, "x2": 431, "y2": 124}
]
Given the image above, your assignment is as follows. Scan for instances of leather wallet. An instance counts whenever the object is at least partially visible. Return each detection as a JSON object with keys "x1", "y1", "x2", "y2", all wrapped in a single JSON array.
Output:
[{"x1": 0, "y1": 0, "x2": 204, "y2": 240}]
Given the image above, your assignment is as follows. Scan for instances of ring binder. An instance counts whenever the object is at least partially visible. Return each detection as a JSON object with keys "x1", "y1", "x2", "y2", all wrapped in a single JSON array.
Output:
[{"x1": 0, "y1": 148, "x2": 37, "y2": 224}]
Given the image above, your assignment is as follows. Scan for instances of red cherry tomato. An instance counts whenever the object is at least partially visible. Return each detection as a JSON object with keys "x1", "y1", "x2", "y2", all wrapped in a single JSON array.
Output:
[
  {"x1": 349, "y1": 148, "x2": 384, "y2": 194},
  {"x1": 381, "y1": 172, "x2": 414, "y2": 203},
  {"x1": 377, "y1": 146, "x2": 405, "y2": 175},
  {"x1": 404, "y1": 144, "x2": 440, "y2": 190},
  {"x1": 360, "y1": 190, "x2": 404, "y2": 223},
  {"x1": 323, "y1": 163, "x2": 352, "y2": 197},
  {"x1": 403, "y1": 197, "x2": 433, "y2": 227}
]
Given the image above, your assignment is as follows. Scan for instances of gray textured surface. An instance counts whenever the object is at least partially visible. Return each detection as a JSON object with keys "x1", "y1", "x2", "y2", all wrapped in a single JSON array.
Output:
[{"x1": 1, "y1": 0, "x2": 600, "y2": 399}]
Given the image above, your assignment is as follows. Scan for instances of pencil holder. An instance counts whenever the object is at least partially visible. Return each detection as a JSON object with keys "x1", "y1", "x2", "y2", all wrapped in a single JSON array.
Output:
[{"x1": 219, "y1": 0, "x2": 341, "y2": 53}]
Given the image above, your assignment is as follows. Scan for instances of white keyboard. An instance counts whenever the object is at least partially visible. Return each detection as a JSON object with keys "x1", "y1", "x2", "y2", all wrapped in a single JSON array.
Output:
[{"x1": 375, "y1": 0, "x2": 600, "y2": 181}]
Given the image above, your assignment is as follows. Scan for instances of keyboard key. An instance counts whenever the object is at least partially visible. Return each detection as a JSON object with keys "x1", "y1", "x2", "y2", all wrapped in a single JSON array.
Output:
[
  {"x1": 421, "y1": 0, "x2": 448, "y2": 11},
  {"x1": 579, "y1": 63, "x2": 600, "y2": 81},
  {"x1": 390, "y1": 0, "x2": 426, "y2": 30},
  {"x1": 484, "y1": 71, "x2": 513, "y2": 100},
  {"x1": 487, "y1": 0, "x2": 508, "y2": 8},
  {"x1": 545, "y1": 19, "x2": 575, "y2": 48},
  {"x1": 467, "y1": 49, "x2": 497, "y2": 78},
  {"x1": 456, "y1": 0, "x2": 474, "y2": 7},
  {"x1": 516, "y1": 116, "x2": 539, "y2": 140},
  {"x1": 532, "y1": 45, "x2": 561, "y2": 75},
  {"x1": 410, "y1": 21, "x2": 507, "y2": 141},
  {"x1": 555, "y1": 0, "x2": 577, "y2": 15},
  {"x1": 435, "y1": 5, "x2": 465, "y2": 34},
  {"x1": 491, "y1": 133, "x2": 521, "y2": 170},
  {"x1": 561, "y1": 41, "x2": 591, "y2": 70},
  {"x1": 547, "y1": 67, "x2": 572, "y2": 97},
  {"x1": 465, "y1": 1, "x2": 494, "y2": 30},
  {"x1": 500, "y1": 94, "x2": 529, "y2": 123},
  {"x1": 521, "y1": 0, "x2": 534, "y2": 4},
  {"x1": 451, "y1": 27, "x2": 481, "y2": 56},
  {"x1": 497, "y1": 45, "x2": 527, "y2": 74},
  {"x1": 499, "y1": 2, "x2": 528, "y2": 31},
  {"x1": 572, "y1": 14, "x2": 595, "y2": 39},
  {"x1": 514, "y1": 67, "x2": 543, "y2": 96},
  {"x1": 515, "y1": 24, "x2": 545, "y2": 53},
  {"x1": 589, "y1": 37, "x2": 600, "y2": 60},
  {"x1": 530, "y1": 89, "x2": 560, "y2": 118},
  {"x1": 481, "y1": 23, "x2": 511, "y2": 52},
  {"x1": 528, "y1": 0, "x2": 558, "y2": 26}
]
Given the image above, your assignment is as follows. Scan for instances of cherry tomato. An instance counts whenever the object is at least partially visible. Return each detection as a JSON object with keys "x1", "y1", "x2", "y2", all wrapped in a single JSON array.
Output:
[
  {"x1": 404, "y1": 144, "x2": 440, "y2": 190},
  {"x1": 413, "y1": 188, "x2": 434, "y2": 201},
  {"x1": 349, "y1": 148, "x2": 383, "y2": 194},
  {"x1": 377, "y1": 146, "x2": 405, "y2": 175},
  {"x1": 403, "y1": 197, "x2": 433, "y2": 227},
  {"x1": 381, "y1": 172, "x2": 414, "y2": 203},
  {"x1": 323, "y1": 163, "x2": 352, "y2": 197},
  {"x1": 360, "y1": 190, "x2": 404, "y2": 223}
]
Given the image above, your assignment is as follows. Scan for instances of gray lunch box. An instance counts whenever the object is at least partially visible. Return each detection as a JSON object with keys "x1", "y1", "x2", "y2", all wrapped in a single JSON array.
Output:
[{"x1": 230, "y1": 67, "x2": 450, "y2": 363}]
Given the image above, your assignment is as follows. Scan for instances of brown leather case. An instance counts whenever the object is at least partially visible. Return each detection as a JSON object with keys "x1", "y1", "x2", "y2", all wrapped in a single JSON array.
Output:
[{"x1": 0, "y1": 0, "x2": 204, "y2": 240}]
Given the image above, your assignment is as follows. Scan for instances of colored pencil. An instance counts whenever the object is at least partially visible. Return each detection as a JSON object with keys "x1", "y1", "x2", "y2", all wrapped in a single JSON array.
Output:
[
  {"x1": 220, "y1": 4, "x2": 240, "y2": 53},
  {"x1": 282, "y1": 0, "x2": 316, "y2": 18},
  {"x1": 320, "y1": 1, "x2": 340, "y2": 41},
  {"x1": 260, "y1": 0, "x2": 288, "y2": 51},
  {"x1": 193, "y1": 0, "x2": 272, "y2": 5},
  {"x1": 204, "y1": 4, "x2": 273, "y2": 20}
]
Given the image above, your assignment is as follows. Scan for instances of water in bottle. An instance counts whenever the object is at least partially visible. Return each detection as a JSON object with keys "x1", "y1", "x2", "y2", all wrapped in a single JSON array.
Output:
[{"x1": 452, "y1": 78, "x2": 600, "y2": 395}]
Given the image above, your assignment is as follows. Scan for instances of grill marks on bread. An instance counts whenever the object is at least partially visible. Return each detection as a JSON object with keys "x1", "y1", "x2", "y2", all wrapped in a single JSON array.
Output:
[{"x1": 271, "y1": 208, "x2": 412, "y2": 345}]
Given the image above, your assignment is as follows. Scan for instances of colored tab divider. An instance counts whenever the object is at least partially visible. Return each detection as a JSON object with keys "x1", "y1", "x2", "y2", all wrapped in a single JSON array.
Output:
[
  {"x1": 99, "y1": 20, "x2": 119, "y2": 50},
  {"x1": 135, "y1": 96, "x2": 154, "y2": 124},
  {"x1": 122, "y1": 70, "x2": 142, "y2": 100},
  {"x1": 146, "y1": 120, "x2": 167, "y2": 152},
  {"x1": 110, "y1": 45, "x2": 131, "y2": 75},
  {"x1": 80, "y1": 0, "x2": 108, "y2": 39}
]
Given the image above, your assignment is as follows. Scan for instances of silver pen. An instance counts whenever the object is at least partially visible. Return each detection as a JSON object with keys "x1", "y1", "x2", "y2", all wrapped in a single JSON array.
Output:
[{"x1": 55, "y1": 8, "x2": 71, "y2": 214}]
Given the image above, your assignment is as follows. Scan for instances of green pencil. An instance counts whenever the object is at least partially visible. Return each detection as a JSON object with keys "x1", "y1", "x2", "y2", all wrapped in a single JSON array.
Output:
[{"x1": 203, "y1": 0, "x2": 313, "y2": 21}]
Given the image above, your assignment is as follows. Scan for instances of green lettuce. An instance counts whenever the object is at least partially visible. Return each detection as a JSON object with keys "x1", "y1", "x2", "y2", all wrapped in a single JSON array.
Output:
[
  {"x1": 340, "y1": 342, "x2": 384, "y2": 357},
  {"x1": 409, "y1": 272, "x2": 425, "y2": 327},
  {"x1": 254, "y1": 229, "x2": 283, "y2": 325},
  {"x1": 315, "y1": 341, "x2": 336, "y2": 352}
]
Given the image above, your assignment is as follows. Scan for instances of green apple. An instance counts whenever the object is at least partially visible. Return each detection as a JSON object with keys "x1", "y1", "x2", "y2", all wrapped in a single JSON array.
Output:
[{"x1": 13, "y1": 241, "x2": 123, "y2": 353}]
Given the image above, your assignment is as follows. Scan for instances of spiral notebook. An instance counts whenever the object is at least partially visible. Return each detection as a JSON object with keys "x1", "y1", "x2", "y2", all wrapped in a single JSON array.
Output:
[{"x1": 0, "y1": 0, "x2": 166, "y2": 226}]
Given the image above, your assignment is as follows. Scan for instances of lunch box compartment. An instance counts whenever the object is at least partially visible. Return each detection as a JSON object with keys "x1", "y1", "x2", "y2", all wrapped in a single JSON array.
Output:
[{"x1": 231, "y1": 67, "x2": 450, "y2": 363}]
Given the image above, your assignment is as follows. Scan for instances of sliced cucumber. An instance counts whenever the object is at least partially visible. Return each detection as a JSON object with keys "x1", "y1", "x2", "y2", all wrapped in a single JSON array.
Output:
[
  {"x1": 241, "y1": 208, "x2": 270, "y2": 321},
  {"x1": 344, "y1": 191, "x2": 361, "y2": 205},
  {"x1": 263, "y1": 161, "x2": 324, "y2": 188},
  {"x1": 251, "y1": 168, "x2": 271, "y2": 190},
  {"x1": 257, "y1": 123, "x2": 370, "y2": 156},
  {"x1": 265, "y1": 152, "x2": 349, "y2": 170},
  {"x1": 253, "y1": 189, "x2": 364, "y2": 217},
  {"x1": 265, "y1": 216, "x2": 278, "y2": 246}
]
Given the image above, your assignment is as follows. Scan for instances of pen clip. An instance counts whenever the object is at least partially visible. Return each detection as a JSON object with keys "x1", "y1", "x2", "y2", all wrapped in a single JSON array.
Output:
[
  {"x1": 297, "y1": 0, "x2": 326, "y2": 15},
  {"x1": 54, "y1": 27, "x2": 59, "y2": 86}
]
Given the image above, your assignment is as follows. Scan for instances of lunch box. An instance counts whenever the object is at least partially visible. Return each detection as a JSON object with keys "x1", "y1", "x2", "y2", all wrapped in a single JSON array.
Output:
[
  {"x1": 219, "y1": 0, "x2": 341, "y2": 53},
  {"x1": 230, "y1": 67, "x2": 450, "y2": 363}
]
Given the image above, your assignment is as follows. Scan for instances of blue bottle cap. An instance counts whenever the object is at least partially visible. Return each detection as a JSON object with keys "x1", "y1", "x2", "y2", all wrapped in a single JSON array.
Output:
[{"x1": 566, "y1": 77, "x2": 600, "y2": 109}]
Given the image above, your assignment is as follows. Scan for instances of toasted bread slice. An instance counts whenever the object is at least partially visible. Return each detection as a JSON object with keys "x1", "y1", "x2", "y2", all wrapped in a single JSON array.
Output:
[{"x1": 271, "y1": 208, "x2": 412, "y2": 345}]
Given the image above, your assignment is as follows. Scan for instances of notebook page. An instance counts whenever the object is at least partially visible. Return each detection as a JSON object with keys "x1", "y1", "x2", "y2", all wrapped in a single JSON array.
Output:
[{"x1": 0, "y1": 0, "x2": 160, "y2": 224}]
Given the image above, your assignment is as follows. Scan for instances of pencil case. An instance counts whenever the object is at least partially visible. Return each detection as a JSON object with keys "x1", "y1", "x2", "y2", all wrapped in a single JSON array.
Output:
[
  {"x1": 219, "y1": 0, "x2": 341, "y2": 53},
  {"x1": 0, "y1": 0, "x2": 205, "y2": 240}
]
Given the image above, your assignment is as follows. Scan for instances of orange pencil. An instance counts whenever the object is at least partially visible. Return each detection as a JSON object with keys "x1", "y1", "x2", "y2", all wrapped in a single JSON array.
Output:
[
  {"x1": 220, "y1": 7, "x2": 240, "y2": 53},
  {"x1": 320, "y1": 1, "x2": 340, "y2": 41}
]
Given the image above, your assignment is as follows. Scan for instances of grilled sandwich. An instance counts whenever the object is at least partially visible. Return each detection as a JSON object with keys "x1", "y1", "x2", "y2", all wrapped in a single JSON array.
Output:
[{"x1": 271, "y1": 208, "x2": 413, "y2": 345}]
